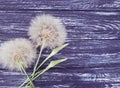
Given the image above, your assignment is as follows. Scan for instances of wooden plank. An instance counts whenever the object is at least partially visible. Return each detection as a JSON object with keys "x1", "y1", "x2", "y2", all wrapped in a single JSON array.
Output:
[
  {"x1": 46, "y1": 39, "x2": 120, "y2": 67},
  {"x1": 0, "y1": 67, "x2": 120, "y2": 87},
  {"x1": 0, "y1": 9, "x2": 119, "y2": 88},
  {"x1": 0, "y1": 0, "x2": 120, "y2": 10},
  {"x1": 1, "y1": 39, "x2": 120, "y2": 68},
  {"x1": 0, "y1": 11, "x2": 120, "y2": 67},
  {"x1": 0, "y1": 11, "x2": 120, "y2": 40}
]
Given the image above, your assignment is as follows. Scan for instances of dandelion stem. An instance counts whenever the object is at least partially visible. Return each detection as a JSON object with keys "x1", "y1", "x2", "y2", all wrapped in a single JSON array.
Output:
[
  {"x1": 36, "y1": 44, "x2": 69, "y2": 71},
  {"x1": 26, "y1": 58, "x2": 67, "y2": 86},
  {"x1": 19, "y1": 78, "x2": 28, "y2": 88},
  {"x1": 19, "y1": 39, "x2": 46, "y2": 87},
  {"x1": 32, "y1": 40, "x2": 46, "y2": 76},
  {"x1": 36, "y1": 55, "x2": 51, "y2": 71},
  {"x1": 18, "y1": 62, "x2": 35, "y2": 88}
]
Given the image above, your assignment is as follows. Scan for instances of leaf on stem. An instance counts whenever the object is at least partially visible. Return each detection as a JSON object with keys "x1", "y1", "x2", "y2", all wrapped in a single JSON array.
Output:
[
  {"x1": 50, "y1": 43, "x2": 69, "y2": 57},
  {"x1": 36, "y1": 43, "x2": 69, "y2": 70},
  {"x1": 48, "y1": 58, "x2": 67, "y2": 68},
  {"x1": 33, "y1": 58, "x2": 67, "y2": 80}
]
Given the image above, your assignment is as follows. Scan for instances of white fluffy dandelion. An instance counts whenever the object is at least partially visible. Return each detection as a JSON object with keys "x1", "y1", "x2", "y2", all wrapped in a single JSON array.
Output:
[
  {"x1": 28, "y1": 14, "x2": 67, "y2": 49},
  {"x1": 0, "y1": 38, "x2": 36, "y2": 71}
]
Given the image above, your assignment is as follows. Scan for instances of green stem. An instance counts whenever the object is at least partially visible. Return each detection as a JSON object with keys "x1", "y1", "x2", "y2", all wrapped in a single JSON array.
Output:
[
  {"x1": 24, "y1": 70, "x2": 42, "y2": 87},
  {"x1": 19, "y1": 78, "x2": 28, "y2": 88},
  {"x1": 32, "y1": 40, "x2": 45, "y2": 76},
  {"x1": 26, "y1": 58, "x2": 67, "y2": 86},
  {"x1": 26, "y1": 67, "x2": 50, "y2": 86},
  {"x1": 36, "y1": 44, "x2": 69, "y2": 71},
  {"x1": 18, "y1": 62, "x2": 35, "y2": 88},
  {"x1": 19, "y1": 39, "x2": 46, "y2": 87},
  {"x1": 36, "y1": 55, "x2": 51, "y2": 71}
]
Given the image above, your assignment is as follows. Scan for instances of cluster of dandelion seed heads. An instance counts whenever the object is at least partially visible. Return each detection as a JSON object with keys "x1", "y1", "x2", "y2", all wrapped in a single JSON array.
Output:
[
  {"x1": 0, "y1": 14, "x2": 67, "y2": 71},
  {"x1": 0, "y1": 38, "x2": 36, "y2": 71},
  {"x1": 28, "y1": 14, "x2": 67, "y2": 49}
]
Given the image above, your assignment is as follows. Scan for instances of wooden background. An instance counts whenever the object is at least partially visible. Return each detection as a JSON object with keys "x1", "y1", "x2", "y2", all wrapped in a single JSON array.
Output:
[{"x1": 0, "y1": 0, "x2": 120, "y2": 88}]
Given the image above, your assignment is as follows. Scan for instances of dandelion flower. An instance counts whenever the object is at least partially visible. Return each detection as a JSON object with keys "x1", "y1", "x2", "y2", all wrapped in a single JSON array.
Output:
[
  {"x1": 28, "y1": 14, "x2": 67, "y2": 49},
  {"x1": 0, "y1": 38, "x2": 36, "y2": 71}
]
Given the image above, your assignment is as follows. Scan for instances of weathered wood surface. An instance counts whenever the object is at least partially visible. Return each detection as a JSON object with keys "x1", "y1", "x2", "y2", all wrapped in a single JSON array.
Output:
[
  {"x1": 0, "y1": 0, "x2": 120, "y2": 88},
  {"x1": 0, "y1": 11, "x2": 120, "y2": 40},
  {"x1": 0, "y1": 0, "x2": 120, "y2": 10},
  {"x1": 0, "y1": 67, "x2": 120, "y2": 88}
]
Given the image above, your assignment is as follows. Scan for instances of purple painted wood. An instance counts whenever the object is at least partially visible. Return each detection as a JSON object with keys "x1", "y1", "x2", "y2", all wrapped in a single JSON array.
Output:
[
  {"x1": 0, "y1": 0, "x2": 120, "y2": 88},
  {"x1": 0, "y1": 0, "x2": 120, "y2": 10},
  {"x1": 0, "y1": 67, "x2": 120, "y2": 88},
  {"x1": 0, "y1": 11, "x2": 120, "y2": 40}
]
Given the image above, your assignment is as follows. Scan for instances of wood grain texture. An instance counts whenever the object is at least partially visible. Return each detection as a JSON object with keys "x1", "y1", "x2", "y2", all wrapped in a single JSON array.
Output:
[
  {"x1": 0, "y1": 67, "x2": 120, "y2": 88},
  {"x1": 0, "y1": 10, "x2": 120, "y2": 88},
  {"x1": 0, "y1": 0, "x2": 120, "y2": 10},
  {"x1": 0, "y1": 0, "x2": 120, "y2": 88},
  {"x1": 0, "y1": 11, "x2": 120, "y2": 40}
]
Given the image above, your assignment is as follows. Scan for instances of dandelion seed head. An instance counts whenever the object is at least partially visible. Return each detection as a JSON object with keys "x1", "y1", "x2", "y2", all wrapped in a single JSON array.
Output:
[
  {"x1": 28, "y1": 14, "x2": 67, "y2": 49},
  {"x1": 0, "y1": 38, "x2": 36, "y2": 71}
]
